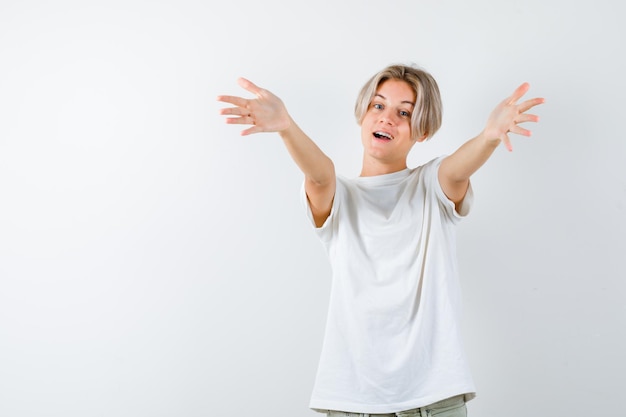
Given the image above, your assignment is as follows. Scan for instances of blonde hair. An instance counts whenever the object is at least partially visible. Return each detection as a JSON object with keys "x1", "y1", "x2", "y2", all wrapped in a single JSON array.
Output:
[{"x1": 354, "y1": 64, "x2": 442, "y2": 140}]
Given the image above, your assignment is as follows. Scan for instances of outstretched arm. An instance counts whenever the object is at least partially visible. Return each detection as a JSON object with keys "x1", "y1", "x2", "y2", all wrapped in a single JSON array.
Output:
[
  {"x1": 439, "y1": 82, "x2": 545, "y2": 208},
  {"x1": 217, "y1": 78, "x2": 335, "y2": 227}
]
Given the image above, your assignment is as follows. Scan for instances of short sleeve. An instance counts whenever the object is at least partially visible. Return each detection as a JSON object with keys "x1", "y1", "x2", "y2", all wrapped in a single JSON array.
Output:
[
  {"x1": 300, "y1": 179, "x2": 342, "y2": 243},
  {"x1": 430, "y1": 156, "x2": 474, "y2": 222}
]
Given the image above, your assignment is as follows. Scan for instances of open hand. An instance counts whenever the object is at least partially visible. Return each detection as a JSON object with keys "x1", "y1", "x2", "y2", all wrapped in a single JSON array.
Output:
[
  {"x1": 484, "y1": 83, "x2": 545, "y2": 151},
  {"x1": 217, "y1": 78, "x2": 291, "y2": 136}
]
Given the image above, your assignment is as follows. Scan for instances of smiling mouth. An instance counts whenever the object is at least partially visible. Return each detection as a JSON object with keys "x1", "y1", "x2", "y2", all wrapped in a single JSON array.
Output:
[{"x1": 373, "y1": 131, "x2": 393, "y2": 140}]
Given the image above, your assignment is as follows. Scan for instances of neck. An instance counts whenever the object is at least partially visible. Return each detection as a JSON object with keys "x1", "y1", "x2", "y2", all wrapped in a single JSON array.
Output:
[{"x1": 359, "y1": 155, "x2": 408, "y2": 177}]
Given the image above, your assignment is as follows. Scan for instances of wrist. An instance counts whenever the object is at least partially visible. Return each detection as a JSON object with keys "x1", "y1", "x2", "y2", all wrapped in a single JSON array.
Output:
[
  {"x1": 478, "y1": 130, "x2": 502, "y2": 148},
  {"x1": 278, "y1": 115, "x2": 297, "y2": 137}
]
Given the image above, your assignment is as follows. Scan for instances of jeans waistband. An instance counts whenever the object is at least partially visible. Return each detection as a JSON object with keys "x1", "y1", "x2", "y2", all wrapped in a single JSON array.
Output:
[
  {"x1": 325, "y1": 394, "x2": 466, "y2": 416},
  {"x1": 425, "y1": 394, "x2": 465, "y2": 410}
]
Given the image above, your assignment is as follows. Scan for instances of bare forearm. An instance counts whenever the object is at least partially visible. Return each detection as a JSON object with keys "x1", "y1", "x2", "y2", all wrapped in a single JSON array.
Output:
[
  {"x1": 443, "y1": 132, "x2": 500, "y2": 182},
  {"x1": 443, "y1": 82, "x2": 544, "y2": 185},
  {"x1": 279, "y1": 116, "x2": 335, "y2": 185},
  {"x1": 439, "y1": 132, "x2": 500, "y2": 206}
]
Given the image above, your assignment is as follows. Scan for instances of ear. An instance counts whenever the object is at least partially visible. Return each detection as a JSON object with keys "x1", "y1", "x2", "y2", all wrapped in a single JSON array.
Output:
[{"x1": 415, "y1": 133, "x2": 428, "y2": 143}]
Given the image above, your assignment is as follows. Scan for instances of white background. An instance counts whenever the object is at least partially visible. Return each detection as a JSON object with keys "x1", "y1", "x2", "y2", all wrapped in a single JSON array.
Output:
[{"x1": 1, "y1": 1, "x2": 624, "y2": 416}]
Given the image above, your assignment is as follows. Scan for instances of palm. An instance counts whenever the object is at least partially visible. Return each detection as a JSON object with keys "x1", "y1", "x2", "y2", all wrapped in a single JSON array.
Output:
[
  {"x1": 484, "y1": 82, "x2": 545, "y2": 151},
  {"x1": 217, "y1": 78, "x2": 291, "y2": 136}
]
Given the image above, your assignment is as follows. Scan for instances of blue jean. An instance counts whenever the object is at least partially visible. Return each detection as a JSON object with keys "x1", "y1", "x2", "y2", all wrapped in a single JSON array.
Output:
[{"x1": 325, "y1": 395, "x2": 467, "y2": 417}]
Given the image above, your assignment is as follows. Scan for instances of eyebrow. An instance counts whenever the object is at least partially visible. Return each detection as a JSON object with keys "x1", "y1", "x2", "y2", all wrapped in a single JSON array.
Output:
[{"x1": 374, "y1": 93, "x2": 415, "y2": 107}]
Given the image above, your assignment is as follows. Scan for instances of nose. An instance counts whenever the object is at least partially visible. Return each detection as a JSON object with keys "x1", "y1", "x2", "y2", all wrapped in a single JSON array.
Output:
[{"x1": 378, "y1": 108, "x2": 396, "y2": 125}]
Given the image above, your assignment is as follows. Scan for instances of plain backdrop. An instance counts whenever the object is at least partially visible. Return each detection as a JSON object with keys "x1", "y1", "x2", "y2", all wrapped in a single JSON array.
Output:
[{"x1": 1, "y1": 1, "x2": 624, "y2": 416}]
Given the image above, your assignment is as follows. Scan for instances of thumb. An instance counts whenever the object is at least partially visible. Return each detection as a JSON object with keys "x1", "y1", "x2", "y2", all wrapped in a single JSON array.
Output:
[
  {"x1": 241, "y1": 125, "x2": 263, "y2": 136},
  {"x1": 502, "y1": 134, "x2": 513, "y2": 152}
]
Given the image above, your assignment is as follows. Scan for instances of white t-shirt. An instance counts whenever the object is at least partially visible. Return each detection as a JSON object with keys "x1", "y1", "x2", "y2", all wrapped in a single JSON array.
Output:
[{"x1": 301, "y1": 156, "x2": 476, "y2": 414}]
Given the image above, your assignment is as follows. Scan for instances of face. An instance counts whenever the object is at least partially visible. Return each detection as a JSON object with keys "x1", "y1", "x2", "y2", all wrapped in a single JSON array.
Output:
[{"x1": 360, "y1": 79, "x2": 423, "y2": 171}]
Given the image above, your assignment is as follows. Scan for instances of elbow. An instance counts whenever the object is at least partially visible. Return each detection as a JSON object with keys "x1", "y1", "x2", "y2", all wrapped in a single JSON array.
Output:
[{"x1": 308, "y1": 160, "x2": 335, "y2": 187}]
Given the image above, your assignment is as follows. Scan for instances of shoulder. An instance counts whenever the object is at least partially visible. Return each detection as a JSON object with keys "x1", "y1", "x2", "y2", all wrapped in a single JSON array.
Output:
[{"x1": 407, "y1": 155, "x2": 448, "y2": 184}]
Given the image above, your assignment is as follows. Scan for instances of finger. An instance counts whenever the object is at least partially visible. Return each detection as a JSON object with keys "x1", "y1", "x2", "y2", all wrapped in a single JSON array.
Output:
[
  {"x1": 217, "y1": 94, "x2": 248, "y2": 107},
  {"x1": 507, "y1": 82, "x2": 530, "y2": 105},
  {"x1": 224, "y1": 115, "x2": 255, "y2": 125},
  {"x1": 219, "y1": 107, "x2": 250, "y2": 117},
  {"x1": 518, "y1": 97, "x2": 545, "y2": 113},
  {"x1": 515, "y1": 113, "x2": 540, "y2": 124},
  {"x1": 509, "y1": 125, "x2": 532, "y2": 137},
  {"x1": 237, "y1": 77, "x2": 263, "y2": 97},
  {"x1": 502, "y1": 134, "x2": 513, "y2": 152},
  {"x1": 223, "y1": 117, "x2": 246, "y2": 125}
]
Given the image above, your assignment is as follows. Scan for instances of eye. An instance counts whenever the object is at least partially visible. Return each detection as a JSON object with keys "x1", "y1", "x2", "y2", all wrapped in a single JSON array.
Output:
[
  {"x1": 372, "y1": 103, "x2": 383, "y2": 110},
  {"x1": 399, "y1": 110, "x2": 411, "y2": 118}
]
